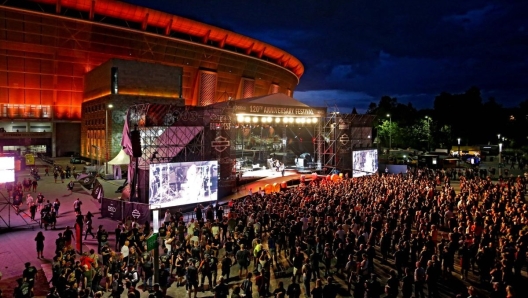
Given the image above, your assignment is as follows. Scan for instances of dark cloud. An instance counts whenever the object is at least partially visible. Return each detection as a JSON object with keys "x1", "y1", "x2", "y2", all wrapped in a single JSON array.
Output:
[{"x1": 127, "y1": 0, "x2": 528, "y2": 110}]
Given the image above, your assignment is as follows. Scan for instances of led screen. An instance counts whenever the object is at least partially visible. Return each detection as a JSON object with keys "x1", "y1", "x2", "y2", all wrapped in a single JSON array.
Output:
[
  {"x1": 352, "y1": 149, "x2": 378, "y2": 178},
  {"x1": 0, "y1": 156, "x2": 15, "y2": 183},
  {"x1": 149, "y1": 160, "x2": 218, "y2": 208}
]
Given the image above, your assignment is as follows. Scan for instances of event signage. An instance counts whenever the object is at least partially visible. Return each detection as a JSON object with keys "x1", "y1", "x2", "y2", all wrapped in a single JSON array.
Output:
[
  {"x1": 249, "y1": 105, "x2": 315, "y2": 115},
  {"x1": 235, "y1": 104, "x2": 326, "y2": 116}
]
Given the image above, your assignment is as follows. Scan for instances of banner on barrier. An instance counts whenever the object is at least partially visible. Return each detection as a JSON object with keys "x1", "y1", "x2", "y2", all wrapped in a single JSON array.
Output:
[
  {"x1": 123, "y1": 202, "x2": 150, "y2": 224},
  {"x1": 101, "y1": 198, "x2": 123, "y2": 221}
]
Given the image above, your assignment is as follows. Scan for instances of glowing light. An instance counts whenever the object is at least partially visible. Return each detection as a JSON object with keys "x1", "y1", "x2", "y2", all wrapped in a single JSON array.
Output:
[
  {"x1": 252, "y1": 117, "x2": 259, "y2": 123},
  {"x1": 267, "y1": 117, "x2": 272, "y2": 122},
  {"x1": 237, "y1": 115, "x2": 244, "y2": 122},
  {"x1": 275, "y1": 118, "x2": 281, "y2": 123},
  {"x1": 300, "y1": 118, "x2": 306, "y2": 124},
  {"x1": 312, "y1": 118, "x2": 318, "y2": 123},
  {"x1": 244, "y1": 116, "x2": 250, "y2": 123}
]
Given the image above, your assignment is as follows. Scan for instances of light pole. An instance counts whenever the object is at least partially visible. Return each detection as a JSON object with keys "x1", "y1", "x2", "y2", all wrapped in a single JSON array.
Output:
[
  {"x1": 105, "y1": 104, "x2": 113, "y2": 175},
  {"x1": 457, "y1": 138, "x2": 461, "y2": 160},
  {"x1": 499, "y1": 142, "x2": 502, "y2": 178},
  {"x1": 386, "y1": 114, "x2": 391, "y2": 154}
]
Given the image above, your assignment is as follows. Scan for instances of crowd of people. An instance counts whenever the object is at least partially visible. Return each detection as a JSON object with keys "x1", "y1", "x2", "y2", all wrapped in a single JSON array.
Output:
[{"x1": 9, "y1": 166, "x2": 528, "y2": 298}]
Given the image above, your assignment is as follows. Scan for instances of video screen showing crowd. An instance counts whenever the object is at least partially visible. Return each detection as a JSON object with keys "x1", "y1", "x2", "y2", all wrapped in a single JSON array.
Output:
[
  {"x1": 352, "y1": 149, "x2": 378, "y2": 177},
  {"x1": 149, "y1": 161, "x2": 218, "y2": 208}
]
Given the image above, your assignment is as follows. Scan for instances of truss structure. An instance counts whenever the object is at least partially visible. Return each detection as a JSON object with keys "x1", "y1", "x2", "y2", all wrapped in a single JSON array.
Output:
[
  {"x1": 314, "y1": 107, "x2": 377, "y2": 173},
  {"x1": 127, "y1": 104, "x2": 208, "y2": 169},
  {"x1": 314, "y1": 105, "x2": 339, "y2": 172}
]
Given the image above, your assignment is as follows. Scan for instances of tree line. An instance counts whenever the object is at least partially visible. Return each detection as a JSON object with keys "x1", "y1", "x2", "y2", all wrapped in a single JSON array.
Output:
[{"x1": 365, "y1": 86, "x2": 528, "y2": 152}]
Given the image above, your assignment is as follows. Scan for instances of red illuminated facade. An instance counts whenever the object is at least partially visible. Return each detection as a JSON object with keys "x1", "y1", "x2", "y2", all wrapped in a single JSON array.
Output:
[{"x1": 0, "y1": 0, "x2": 303, "y2": 157}]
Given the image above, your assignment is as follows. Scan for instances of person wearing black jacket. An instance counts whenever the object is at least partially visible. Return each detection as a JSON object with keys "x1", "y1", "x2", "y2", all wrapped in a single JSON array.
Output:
[
  {"x1": 213, "y1": 277, "x2": 229, "y2": 298},
  {"x1": 286, "y1": 276, "x2": 301, "y2": 298},
  {"x1": 320, "y1": 277, "x2": 336, "y2": 298}
]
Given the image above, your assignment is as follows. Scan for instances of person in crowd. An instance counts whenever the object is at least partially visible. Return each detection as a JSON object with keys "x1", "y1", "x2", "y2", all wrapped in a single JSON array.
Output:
[{"x1": 35, "y1": 231, "x2": 45, "y2": 259}]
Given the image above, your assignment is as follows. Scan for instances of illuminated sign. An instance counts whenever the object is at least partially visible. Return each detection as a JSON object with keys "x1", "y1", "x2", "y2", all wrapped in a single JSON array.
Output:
[{"x1": 235, "y1": 104, "x2": 326, "y2": 116}]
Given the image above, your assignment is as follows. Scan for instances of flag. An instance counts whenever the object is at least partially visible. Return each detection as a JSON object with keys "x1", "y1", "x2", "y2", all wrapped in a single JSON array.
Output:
[
  {"x1": 91, "y1": 179, "x2": 105, "y2": 202},
  {"x1": 121, "y1": 109, "x2": 133, "y2": 156}
]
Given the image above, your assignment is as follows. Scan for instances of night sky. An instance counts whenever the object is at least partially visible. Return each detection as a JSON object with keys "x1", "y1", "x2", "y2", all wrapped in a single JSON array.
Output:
[{"x1": 125, "y1": 0, "x2": 528, "y2": 112}]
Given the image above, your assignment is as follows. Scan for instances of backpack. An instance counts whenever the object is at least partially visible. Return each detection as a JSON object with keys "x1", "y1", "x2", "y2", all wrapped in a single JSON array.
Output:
[{"x1": 20, "y1": 282, "x2": 30, "y2": 296}]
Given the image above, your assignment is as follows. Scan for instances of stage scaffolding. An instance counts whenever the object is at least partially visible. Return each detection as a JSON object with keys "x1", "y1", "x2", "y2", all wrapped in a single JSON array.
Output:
[
  {"x1": 315, "y1": 109, "x2": 376, "y2": 173},
  {"x1": 125, "y1": 103, "x2": 223, "y2": 202}
]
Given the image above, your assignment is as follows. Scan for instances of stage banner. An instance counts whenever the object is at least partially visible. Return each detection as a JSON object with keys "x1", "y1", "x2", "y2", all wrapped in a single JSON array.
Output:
[
  {"x1": 123, "y1": 202, "x2": 150, "y2": 224},
  {"x1": 101, "y1": 198, "x2": 123, "y2": 221},
  {"x1": 91, "y1": 179, "x2": 104, "y2": 202},
  {"x1": 74, "y1": 222, "x2": 83, "y2": 254}
]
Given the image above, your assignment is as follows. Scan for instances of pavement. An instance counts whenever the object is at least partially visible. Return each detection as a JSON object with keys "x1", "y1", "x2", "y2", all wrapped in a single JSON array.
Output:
[{"x1": 0, "y1": 155, "x2": 525, "y2": 297}]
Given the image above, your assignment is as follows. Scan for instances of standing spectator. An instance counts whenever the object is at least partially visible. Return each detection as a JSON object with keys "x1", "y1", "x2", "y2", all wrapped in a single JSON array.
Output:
[
  {"x1": 31, "y1": 179, "x2": 38, "y2": 192},
  {"x1": 53, "y1": 171, "x2": 58, "y2": 183},
  {"x1": 84, "y1": 214, "x2": 95, "y2": 240},
  {"x1": 114, "y1": 224, "x2": 122, "y2": 251},
  {"x1": 29, "y1": 201, "x2": 37, "y2": 221},
  {"x1": 53, "y1": 198, "x2": 60, "y2": 217},
  {"x1": 44, "y1": 167, "x2": 49, "y2": 176},
  {"x1": 60, "y1": 171, "x2": 65, "y2": 183},
  {"x1": 163, "y1": 209, "x2": 171, "y2": 226},
  {"x1": 426, "y1": 260, "x2": 438, "y2": 298},
  {"x1": 195, "y1": 204, "x2": 203, "y2": 221},
  {"x1": 73, "y1": 198, "x2": 82, "y2": 213},
  {"x1": 186, "y1": 260, "x2": 199, "y2": 298},
  {"x1": 236, "y1": 244, "x2": 250, "y2": 278},
  {"x1": 413, "y1": 261, "x2": 426, "y2": 298},
  {"x1": 63, "y1": 226, "x2": 75, "y2": 247},
  {"x1": 26, "y1": 193, "x2": 34, "y2": 208},
  {"x1": 121, "y1": 240, "x2": 130, "y2": 265},
  {"x1": 23, "y1": 262, "x2": 38, "y2": 296},
  {"x1": 401, "y1": 267, "x2": 414, "y2": 298},
  {"x1": 286, "y1": 276, "x2": 301, "y2": 298},
  {"x1": 36, "y1": 193, "x2": 44, "y2": 212},
  {"x1": 67, "y1": 180, "x2": 74, "y2": 194},
  {"x1": 241, "y1": 272, "x2": 253, "y2": 298},
  {"x1": 96, "y1": 226, "x2": 108, "y2": 254},
  {"x1": 35, "y1": 231, "x2": 45, "y2": 259},
  {"x1": 213, "y1": 277, "x2": 229, "y2": 298}
]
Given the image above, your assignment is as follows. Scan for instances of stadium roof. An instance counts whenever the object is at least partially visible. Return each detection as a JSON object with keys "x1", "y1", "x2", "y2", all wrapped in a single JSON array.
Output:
[{"x1": 29, "y1": 0, "x2": 304, "y2": 78}]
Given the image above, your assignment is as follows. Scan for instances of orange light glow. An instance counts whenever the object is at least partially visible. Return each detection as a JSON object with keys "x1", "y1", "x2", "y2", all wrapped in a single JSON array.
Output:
[{"x1": 29, "y1": 0, "x2": 304, "y2": 78}]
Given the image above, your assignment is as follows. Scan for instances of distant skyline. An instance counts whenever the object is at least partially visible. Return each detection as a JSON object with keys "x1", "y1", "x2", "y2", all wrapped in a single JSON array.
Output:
[{"x1": 127, "y1": 0, "x2": 528, "y2": 113}]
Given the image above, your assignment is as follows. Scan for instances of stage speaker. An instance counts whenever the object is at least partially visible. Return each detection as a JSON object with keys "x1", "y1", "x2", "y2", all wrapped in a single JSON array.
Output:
[{"x1": 131, "y1": 130, "x2": 142, "y2": 157}]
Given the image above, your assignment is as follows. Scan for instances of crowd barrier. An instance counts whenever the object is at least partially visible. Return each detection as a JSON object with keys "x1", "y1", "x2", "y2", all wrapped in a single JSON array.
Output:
[{"x1": 101, "y1": 198, "x2": 150, "y2": 224}]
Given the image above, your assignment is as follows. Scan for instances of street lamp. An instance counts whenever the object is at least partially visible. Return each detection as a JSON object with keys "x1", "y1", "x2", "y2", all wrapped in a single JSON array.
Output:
[
  {"x1": 457, "y1": 138, "x2": 461, "y2": 160},
  {"x1": 499, "y1": 143, "x2": 503, "y2": 178},
  {"x1": 105, "y1": 104, "x2": 113, "y2": 175},
  {"x1": 386, "y1": 114, "x2": 391, "y2": 154}
]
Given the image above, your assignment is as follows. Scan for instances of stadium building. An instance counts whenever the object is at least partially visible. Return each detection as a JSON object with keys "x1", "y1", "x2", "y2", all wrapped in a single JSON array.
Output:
[{"x1": 0, "y1": 0, "x2": 303, "y2": 160}]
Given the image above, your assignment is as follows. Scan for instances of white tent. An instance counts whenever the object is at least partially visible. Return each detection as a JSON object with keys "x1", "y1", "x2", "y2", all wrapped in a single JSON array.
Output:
[
  {"x1": 108, "y1": 149, "x2": 130, "y2": 165},
  {"x1": 107, "y1": 149, "x2": 130, "y2": 180}
]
